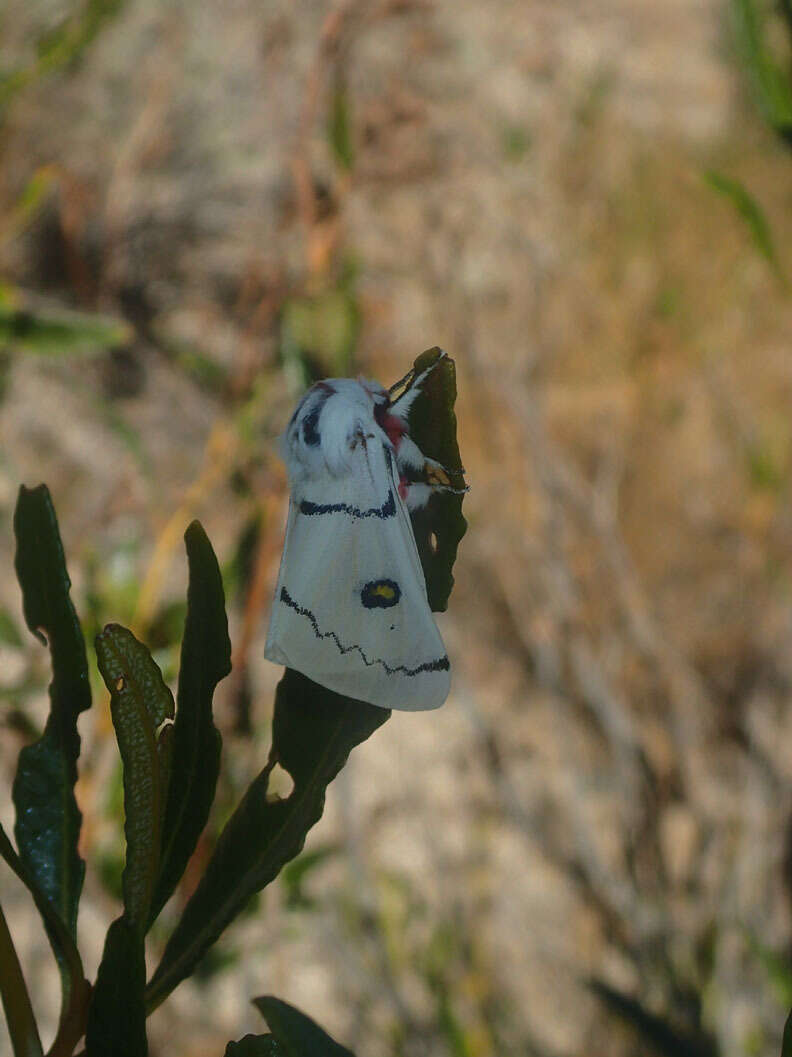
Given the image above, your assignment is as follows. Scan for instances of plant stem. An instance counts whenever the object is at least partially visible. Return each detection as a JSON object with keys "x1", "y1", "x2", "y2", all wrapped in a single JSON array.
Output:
[{"x1": 0, "y1": 899, "x2": 44, "y2": 1057}]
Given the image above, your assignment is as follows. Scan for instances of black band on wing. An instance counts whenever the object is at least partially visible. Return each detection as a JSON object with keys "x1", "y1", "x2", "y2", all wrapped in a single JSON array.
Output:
[
  {"x1": 299, "y1": 490, "x2": 397, "y2": 520},
  {"x1": 279, "y1": 587, "x2": 449, "y2": 677}
]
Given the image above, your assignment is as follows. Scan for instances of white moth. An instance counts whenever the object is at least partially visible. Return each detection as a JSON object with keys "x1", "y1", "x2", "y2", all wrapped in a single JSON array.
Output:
[{"x1": 265, "y1": 356, "x2": 458, "y2": 710}]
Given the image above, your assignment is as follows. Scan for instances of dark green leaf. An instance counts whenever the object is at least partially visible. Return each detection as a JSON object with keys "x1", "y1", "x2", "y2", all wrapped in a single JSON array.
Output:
[
  {"x1": 225, "y1": 1036, "x2": 279, "y2": 1056},
  {"x1": 783, "y1": 1007, "x2": 792, "y2": 1057},
  {"x1": 253, "y1": 996, "x2": 356, "y2": 1057},
  {"x1": 704, "y1": 169, "x2": 786, "y2": 283},
  {"x1": 146, "y1": 670, "x2": 387, "y2": 1010},
  {"x1": 12, "y1": 484, "x2": 91, "y2": 941},
  {"x1": 0, "y1": 822, "x2": 89, "y2": 1057},
  {"x1": 95, "y1": 624, "x2": 174, "y2": 931},
  {"x1": 389, "y1": 348, "x2": 468, "y2": 612},
  {"x1": 149, "y1": 521, "x2": 230, "y2": 924},
  {"x1": 85, "y1": 916, "x2": 147, "y2": 1057},
  {"x1": 0, "y1": 900, "x2": 44, "y2": 1057}
]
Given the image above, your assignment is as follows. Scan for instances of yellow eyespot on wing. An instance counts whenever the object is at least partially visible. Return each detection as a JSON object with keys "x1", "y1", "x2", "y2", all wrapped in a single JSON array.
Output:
[{"x1": 361, "y1": 578, "x2": 402, "y2": 609}]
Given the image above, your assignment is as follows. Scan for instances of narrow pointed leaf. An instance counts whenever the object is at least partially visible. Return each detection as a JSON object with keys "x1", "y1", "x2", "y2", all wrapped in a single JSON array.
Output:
[
  {"x1": 95, "y1": 624, "x2": 174, "y2": 930},
  {"x1": 12, "y1": 484, "x2": 91, "y2": 940},
  {"x1": 0, "y1": 900, "x2": 44, "y2": 1057},
  {"x1": 146, "y1": 670, "x2": 387, "y2": 1010},
  {"x1": 704, "y1": 170, "x2": 786, "y2": 283},
  {"x1": 224, "y1": 1037, "x2": 279, "y2": 1056},
  {"x1": 85, "y1": 916, "x2": 146, "y2": 1057},
  {"x1": 390, "y1": 349, "x2": 467, "y2": 612},
  {"x1": 253, "y1": 996, "x2": 356, "y2": 1057},
  {"x1": 0, "y1": 823, "x2": 88, "y2": 1055},
  {"x1": 149, "y1": 521, "x2": 230, "y2": 924},
  {"x1": 783, "y1": 1007, "x2": 792, "y2": 1057}
]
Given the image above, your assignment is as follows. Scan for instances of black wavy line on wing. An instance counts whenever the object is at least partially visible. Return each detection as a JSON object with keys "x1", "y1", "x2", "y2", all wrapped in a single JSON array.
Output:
[
  {"x1": 279, "y1": 587, "x2": 449, "y2": 677},
  {"x1": 299, "y1": 490, "x2": 396, "y2": 520}
]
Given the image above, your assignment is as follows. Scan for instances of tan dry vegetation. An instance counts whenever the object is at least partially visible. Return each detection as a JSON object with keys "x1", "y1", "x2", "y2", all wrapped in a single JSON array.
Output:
[{"x1": 1, "y1": 1, "x2": 792, "y2": 1055}]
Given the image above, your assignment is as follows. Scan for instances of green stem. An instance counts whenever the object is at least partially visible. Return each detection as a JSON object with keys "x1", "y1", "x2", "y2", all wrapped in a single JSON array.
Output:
[{"x1": 0, "y1": 899, "x2": 44, "y2": 1057}]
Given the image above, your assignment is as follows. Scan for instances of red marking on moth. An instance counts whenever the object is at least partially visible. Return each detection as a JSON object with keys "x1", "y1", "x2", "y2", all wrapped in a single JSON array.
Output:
[
  {"x1": 374, "y1": 405, "x2": 408, "y2": 448},
  {"x1": 398, "y1": 476, "x2": 409, "y2": 501}
]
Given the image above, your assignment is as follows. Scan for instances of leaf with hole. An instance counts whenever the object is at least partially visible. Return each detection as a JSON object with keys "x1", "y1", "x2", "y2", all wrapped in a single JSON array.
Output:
[
  {"x1": 146, "y1": 670, "x2": 387, "y2": 1010},
  {"x1": 390, "y1": 348, "x2": 468, "y2": 612}
]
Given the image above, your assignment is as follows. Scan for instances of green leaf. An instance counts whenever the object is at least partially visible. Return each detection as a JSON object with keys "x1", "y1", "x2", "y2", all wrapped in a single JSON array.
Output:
[
  {"x1": 328, "y1": 73, "x2": 354, "y2": 172},
  {"x1": 731, "y1": 0, "x2": 792, "y2": 144},
  {"x1": 783, "y1": 1007, "x2": 792, "y2": 1057},
  {"x1": 253, "y1": 996, "x2": 356, "y2": 1057},
  {"x1": 0, "y1": 822, "x2": 88, "y2": 1057},
  {"x1": 85, "y1": 916, "x2": 147, "y2": 1057},
  {"x1": 95, "y1": 624, "x2": 174, "y2": 931},
  {"x1": 149, "y1": 521, "x2": 231, "y2": 924},
  {"x1": 146, "y1": 670, "x2": 388, "y2": 1011},
  {"x1": 12, "y1": 484, "x2": 91, "y2": 940},
  {"x1": 224, "y1": 1036, "x2": 279, "y2": 1056},
  {"x1": 0, "y1": 900, "x2": 44, "y2": 1057},
  {"x1": 703, "y1": 170, "x2": 786, "y2": 285},
  {"x1": 0, "y1": 301, "x2": 131, "y2": 355},
  {"x1": 389, "y1": 348, "x2": 468, "y2": 612}
]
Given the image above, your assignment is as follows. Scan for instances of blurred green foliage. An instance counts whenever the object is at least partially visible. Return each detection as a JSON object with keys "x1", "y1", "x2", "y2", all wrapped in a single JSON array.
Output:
[
  {"x1": 0, "y1": 289, "x2": 131, "y2": 356},
  {"x1": 731, "y1": 0, "x2": 792, "y2": 146},
  {"x1": 501, "y1": 124, "x2": 531, "y2": 162},
  {"x1": 703, "y1": 169, "x2": 786, "y2": 284},
  {"x1": 280, "y1": 273, "x2": 360, "y2": 388},
  {"x1": 328, "y1": 73, "x2": 355, "y2": 173},
  {"x1": 0, "y1": 0, "x2": 125, "y2": 112}
]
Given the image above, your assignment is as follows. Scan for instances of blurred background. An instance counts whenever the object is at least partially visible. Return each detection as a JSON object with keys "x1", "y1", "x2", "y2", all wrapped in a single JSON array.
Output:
[{"x1": 1, "y1": 1, "x2": 792, "y2": 1054}]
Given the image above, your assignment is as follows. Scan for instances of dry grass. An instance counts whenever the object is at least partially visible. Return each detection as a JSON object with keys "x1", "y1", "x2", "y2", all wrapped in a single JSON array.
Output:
[{"x1": 1, "y1": 1, "x2": 792, "y2": 1055}]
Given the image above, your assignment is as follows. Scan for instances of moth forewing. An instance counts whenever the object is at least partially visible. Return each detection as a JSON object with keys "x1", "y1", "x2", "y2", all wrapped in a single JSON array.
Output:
[{"x1": 265, "y1": 377, "x2": 451, "y2": 711}]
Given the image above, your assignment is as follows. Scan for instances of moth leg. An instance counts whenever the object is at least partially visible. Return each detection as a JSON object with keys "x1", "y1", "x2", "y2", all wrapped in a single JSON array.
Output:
[{"x1": 397, "y1": 477, "x2": 467, "y2": 513}]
